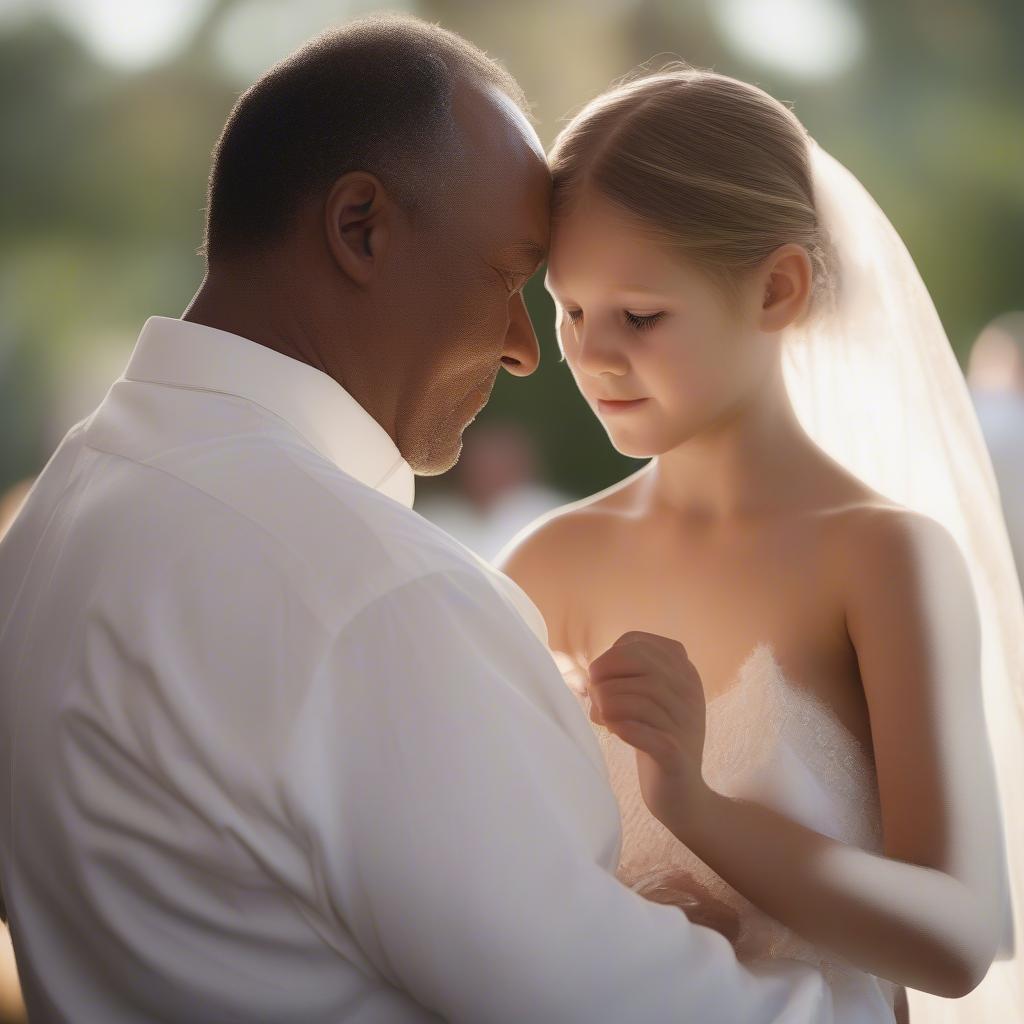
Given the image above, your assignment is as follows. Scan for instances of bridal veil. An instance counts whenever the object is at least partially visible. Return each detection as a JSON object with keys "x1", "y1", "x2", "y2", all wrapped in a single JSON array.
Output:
[{"x1": 783, "y1": 137, "x2": 1024, "y2": 1021}]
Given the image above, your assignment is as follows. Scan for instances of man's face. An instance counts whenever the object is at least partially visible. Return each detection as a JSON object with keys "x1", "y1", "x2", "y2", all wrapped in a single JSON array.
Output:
[{"x1": 380, "y1": 85, "x2": 551, "y2": 476}]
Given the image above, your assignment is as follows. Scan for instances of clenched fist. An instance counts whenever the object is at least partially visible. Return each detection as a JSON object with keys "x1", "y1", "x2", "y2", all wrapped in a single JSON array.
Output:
[{"x1": 586, "y1": 630, "x2": 710, "y2": 830}]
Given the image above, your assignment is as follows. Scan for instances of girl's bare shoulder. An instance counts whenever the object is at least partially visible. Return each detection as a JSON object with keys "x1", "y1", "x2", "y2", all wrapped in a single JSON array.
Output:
[
  {"x1": 815, "y1": 487, "x2": 965, "y2": 610},
  {"x1": 493, "y1": 467, "x2": 647, "y2": 643}
]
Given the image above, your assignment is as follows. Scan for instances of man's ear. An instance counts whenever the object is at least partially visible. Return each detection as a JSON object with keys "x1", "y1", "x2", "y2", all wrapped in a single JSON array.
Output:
[{"x1": 324, "y1": 172, "x2": 393, "y2": 286}]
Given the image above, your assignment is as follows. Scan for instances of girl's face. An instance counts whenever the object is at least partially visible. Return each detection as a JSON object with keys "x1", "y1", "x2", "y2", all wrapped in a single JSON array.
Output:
[{"x1": 545, "y1": 189, "x2": 775, "y2": 459}]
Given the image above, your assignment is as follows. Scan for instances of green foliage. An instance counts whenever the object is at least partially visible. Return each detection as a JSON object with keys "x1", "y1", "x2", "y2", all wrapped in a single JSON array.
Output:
[{"x1": 1, "y1": 2, "x2": 1021, "y2": 499}]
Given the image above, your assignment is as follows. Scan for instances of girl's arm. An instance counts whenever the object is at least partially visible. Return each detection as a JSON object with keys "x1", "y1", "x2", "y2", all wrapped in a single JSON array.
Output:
[{"x1": 589, "y1": 508, "x2": 1008, "y2": 997}]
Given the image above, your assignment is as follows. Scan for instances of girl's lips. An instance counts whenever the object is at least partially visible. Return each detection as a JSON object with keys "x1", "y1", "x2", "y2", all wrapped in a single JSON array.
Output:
[{"x1": 596, "y1": 397, "x2": 648, "y2": 413}]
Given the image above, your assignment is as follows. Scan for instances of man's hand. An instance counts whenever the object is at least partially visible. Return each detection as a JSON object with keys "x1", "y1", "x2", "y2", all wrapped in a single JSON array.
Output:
[
  {"x1": 630, "y1": 868, "x2": 742, "y2": 945},
  {"x1": 586, "y1": 631, "x2": 710, "y2": 829}
]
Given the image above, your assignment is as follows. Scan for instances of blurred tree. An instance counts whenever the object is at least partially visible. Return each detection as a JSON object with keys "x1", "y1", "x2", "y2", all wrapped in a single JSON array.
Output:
[{"x1": 0, "y1": 0, "x2": 1021, "y2": 504}]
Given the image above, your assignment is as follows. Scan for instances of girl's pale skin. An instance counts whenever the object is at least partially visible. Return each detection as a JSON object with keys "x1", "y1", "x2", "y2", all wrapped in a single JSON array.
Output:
[{"x1": 496, "y1": 189, "x2": 1009, "y2": 1001}]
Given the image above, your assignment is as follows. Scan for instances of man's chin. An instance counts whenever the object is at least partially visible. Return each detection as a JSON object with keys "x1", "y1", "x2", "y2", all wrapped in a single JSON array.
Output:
[
  {"x1": 405, "y1": 389, "x2": 488, "y2": 476},
  {"x1": 406, "y1": 429, "x2": 464, "y2": 477}
]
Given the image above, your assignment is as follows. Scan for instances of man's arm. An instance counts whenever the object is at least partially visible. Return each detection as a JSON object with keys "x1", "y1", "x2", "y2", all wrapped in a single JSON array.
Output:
[{"x1": 277, "y1": 567, "x2": 852, "y2": 1024}]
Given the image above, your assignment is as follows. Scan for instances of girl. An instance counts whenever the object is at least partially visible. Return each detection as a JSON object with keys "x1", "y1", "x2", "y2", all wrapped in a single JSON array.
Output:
[{"x1": 497, "y1": 65, "x2": 1023, "y2": 1023}]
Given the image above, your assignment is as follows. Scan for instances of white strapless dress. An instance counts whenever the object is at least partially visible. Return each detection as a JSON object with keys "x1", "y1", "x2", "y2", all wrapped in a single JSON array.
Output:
[{"x1": 563, "y1": 641, "x2": 900, "y2": 1020}]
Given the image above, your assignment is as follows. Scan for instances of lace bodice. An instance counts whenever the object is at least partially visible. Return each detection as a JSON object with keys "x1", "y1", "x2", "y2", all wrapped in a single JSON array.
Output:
[{"x1": 565, "y1": 642, "x2": 899, "y2": 1011}]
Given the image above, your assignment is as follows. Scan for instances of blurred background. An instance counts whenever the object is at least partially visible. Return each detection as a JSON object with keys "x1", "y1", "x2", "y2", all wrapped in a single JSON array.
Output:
[{"x1": 0, "y1": 0, "x2": 1021, "y2": 1015}]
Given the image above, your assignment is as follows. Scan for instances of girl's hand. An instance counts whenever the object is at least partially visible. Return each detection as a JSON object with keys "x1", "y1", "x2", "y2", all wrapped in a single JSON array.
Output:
[{"x1": 586, "y1": 631, "x2": 710, "y2": 830}]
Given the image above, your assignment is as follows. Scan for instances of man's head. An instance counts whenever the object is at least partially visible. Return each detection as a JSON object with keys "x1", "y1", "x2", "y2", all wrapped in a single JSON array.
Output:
[{"x1": 198, "y1": 14, "x2": 550, "y2": 474}]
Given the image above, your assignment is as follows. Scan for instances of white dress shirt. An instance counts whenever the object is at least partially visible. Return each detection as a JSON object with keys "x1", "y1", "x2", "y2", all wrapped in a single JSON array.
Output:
[{"x1": 0, "y1": 315, "x2": 882, "y2": 1022}]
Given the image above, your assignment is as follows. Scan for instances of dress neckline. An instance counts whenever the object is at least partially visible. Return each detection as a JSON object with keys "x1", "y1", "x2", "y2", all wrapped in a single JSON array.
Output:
[
  {"x1": 707, "y1": 641, "x2": 872, "y2": 764},
  {"x1": 558, "y1": 640, "x2": 875, "y2": 770}
]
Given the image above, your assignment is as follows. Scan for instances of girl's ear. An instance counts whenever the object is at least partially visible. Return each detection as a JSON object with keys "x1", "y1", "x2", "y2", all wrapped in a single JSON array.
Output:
[{"x1": 759, "y1": 243, "x2": 812, "y2": 332}]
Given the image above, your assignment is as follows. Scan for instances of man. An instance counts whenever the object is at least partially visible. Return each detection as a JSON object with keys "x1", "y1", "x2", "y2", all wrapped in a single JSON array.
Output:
[{"x1": 0, "y1": 14, "x2": 881, "y2": 1022}]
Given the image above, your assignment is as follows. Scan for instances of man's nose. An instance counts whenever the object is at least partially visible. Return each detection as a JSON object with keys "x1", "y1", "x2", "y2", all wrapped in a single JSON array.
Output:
[{"x1": 500, "y1": 291, "x2": 540, "y2": 377}]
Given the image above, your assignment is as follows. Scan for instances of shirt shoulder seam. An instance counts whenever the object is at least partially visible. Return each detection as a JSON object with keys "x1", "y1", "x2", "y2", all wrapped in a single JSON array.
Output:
[{"x1": 78, "y1": 439, "x2": 478, "y2": 634}]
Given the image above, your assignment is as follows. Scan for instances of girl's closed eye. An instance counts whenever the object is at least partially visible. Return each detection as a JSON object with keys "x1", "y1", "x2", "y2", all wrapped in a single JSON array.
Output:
[{"x1": 565, "y1": 309, "x2": 666, "y2": 331}]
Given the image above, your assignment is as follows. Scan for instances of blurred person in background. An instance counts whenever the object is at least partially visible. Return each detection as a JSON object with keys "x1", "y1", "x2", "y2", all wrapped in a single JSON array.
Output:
[
  {"x1": 967, "y1": 311, "x2": 1024, "y2": 585},
  {"x1": 0, "y1": 483, "x2": 31, "y2": 1022},
  {"x1": 0, "y1": 480, "x2": 32, "y2": 544},
  {"x1": 415, "y1": 420, "x2": 570, "y2": 560}
]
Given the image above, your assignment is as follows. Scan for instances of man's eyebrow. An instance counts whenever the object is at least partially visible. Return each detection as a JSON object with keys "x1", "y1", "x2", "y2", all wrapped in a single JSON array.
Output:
[{"x1": 501, "y1": 240, "x2": 547, "y2": 269}]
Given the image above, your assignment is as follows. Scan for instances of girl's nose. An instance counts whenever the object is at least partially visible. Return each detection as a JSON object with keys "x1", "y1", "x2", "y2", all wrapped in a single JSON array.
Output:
[{"x1": 571, "y1": 318, "x2": 630, "y2": 377}]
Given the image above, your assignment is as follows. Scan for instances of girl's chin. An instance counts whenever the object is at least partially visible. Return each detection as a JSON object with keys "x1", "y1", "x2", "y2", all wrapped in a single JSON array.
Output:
[
  {"x1": 603, "y1": 420, "x2": 695, "y2": 460},
  {"x1": 607, "y1": 412, "x2": 715, "y2": 454},
  {"x1": 602, "y1": 429, "x2": 660, "y2": 461}
]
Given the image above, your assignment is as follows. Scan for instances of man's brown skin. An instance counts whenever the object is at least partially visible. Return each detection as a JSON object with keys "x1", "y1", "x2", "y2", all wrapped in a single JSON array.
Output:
[{"x1": 183, "y1": 81, "x2": 549, "y2": 474}]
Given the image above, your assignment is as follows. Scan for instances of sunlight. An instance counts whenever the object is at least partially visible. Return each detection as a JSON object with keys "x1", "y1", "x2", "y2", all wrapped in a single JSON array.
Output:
[
  {"x1": 35, "y1": 0, "x2": 212, "y2": 70},
  {"x1": 212, "y1": 0, "x2": 415, "y2": 83},
  {"x1": 709, "y1": 0, "x2": 865, "y2": 79}
]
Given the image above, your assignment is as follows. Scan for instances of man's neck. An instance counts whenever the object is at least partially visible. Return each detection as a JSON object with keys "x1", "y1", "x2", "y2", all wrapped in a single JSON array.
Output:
[
  {"x1": 180, "y1": 266, "x2": 405, "y2": 453},
  {"x1": 182, "y1": 268, "x2": 330, "y2": 377}
]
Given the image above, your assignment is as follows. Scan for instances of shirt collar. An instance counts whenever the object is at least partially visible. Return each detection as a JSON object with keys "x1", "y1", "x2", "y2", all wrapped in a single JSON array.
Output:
[{"x1": 121, "y1": 316, "x2": 415, "y2": 509}]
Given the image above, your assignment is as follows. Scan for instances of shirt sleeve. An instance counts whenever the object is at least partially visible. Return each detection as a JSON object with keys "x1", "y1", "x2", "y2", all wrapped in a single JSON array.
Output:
[{"x1": 279, "y1": 567, "x2": 851, "y2": 1024}]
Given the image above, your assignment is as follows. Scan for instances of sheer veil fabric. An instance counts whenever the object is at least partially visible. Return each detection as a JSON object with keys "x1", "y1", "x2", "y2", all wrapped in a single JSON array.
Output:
[{"x1": 783, "y1": 137, "x2": 1024, "y2": 1020}]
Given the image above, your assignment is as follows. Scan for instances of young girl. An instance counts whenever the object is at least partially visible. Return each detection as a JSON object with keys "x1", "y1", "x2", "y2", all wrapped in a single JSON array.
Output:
[{"x1": 497, "y1": 65, "x2": 1022, "y2": 1023}]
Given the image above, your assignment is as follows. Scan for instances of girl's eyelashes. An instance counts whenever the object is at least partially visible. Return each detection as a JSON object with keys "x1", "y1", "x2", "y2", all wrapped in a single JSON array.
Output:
[
  {"x1": 564, "y1": 308, "x2": 666, "y2": 331},
  {"x1": 624, "y1": 310, "x2": 665, "y2": 330}
]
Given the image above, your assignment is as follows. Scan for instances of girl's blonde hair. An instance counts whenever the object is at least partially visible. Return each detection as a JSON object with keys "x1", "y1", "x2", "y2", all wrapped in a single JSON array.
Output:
[{"x1": 547, "y1": 62, "x2": 838, "y2": 326}]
